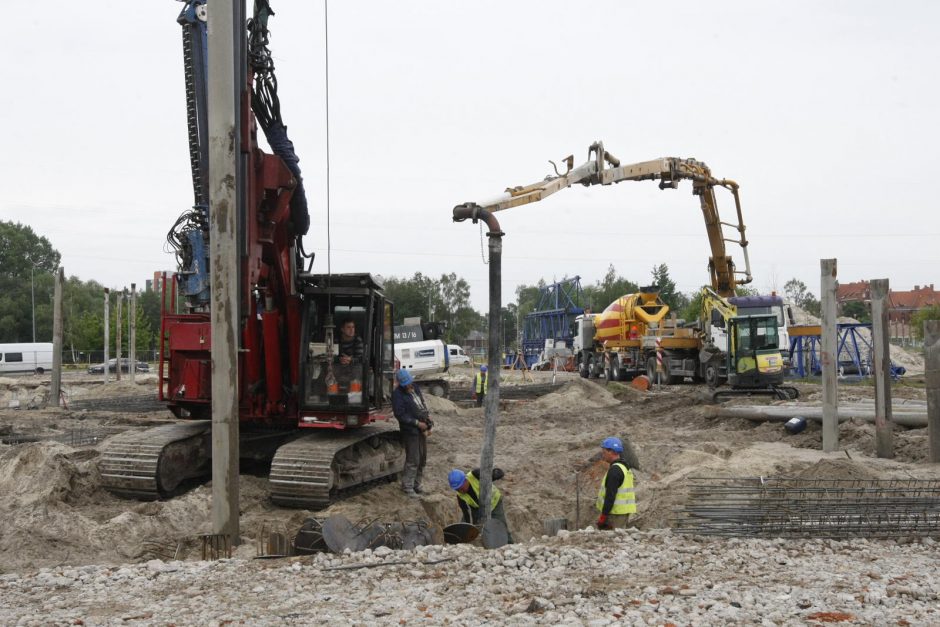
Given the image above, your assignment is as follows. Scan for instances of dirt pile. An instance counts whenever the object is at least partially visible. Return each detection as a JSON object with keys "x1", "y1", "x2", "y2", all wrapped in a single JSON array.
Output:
[
  {"x1": 529, "y1": 378, "x2": 620, "y2": 412},
  {"x1": 0, "y1": 371, "x2": 936, "y2": 576}
]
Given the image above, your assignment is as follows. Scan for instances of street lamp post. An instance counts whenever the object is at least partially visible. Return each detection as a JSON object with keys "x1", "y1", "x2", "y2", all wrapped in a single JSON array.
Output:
[{"x1": 31, "y1": 266, "x2": 36, "y2": 343}]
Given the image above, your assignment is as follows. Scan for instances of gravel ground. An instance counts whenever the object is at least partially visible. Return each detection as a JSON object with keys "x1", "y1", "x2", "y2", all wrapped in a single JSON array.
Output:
[{"x1": 2, "y1": 527, "x2": 938, "y2": 626}]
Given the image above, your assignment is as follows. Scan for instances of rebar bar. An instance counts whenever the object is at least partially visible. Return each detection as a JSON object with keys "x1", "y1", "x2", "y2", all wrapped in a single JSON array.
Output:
[{"x1": 674, "y1": 477, "x2": 940, "y2": 538}]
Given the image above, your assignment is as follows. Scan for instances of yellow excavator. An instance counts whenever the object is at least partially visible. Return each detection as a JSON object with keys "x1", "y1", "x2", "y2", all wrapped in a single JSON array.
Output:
[{"x1": 460, "y1": 141, "x2": 797, "y2": 400}]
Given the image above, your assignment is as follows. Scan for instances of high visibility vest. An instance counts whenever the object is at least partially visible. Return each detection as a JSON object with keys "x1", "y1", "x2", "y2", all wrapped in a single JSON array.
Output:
[
  {"x1": 596, "y1": 462, "x2": 636, "y2": 514},
  {"x1": 458, "y1": 472, "x2": 501, "y2": 512},
  {"x1": 474, "y1": 373, "x2": 488, "y2": 394}
]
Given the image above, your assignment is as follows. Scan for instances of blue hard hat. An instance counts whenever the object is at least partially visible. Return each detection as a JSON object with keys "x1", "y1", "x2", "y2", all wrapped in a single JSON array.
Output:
[
  {"x1": 480, "y1": 365, "x2": 487, "y2": 372},
  {"x1": 601, "y1": 436, "x2": 624, "y2": 453},
  {"x1": 448, "y1": 469, "x2": 466, "y2": 490},
  {"x1": 397, "y1": 369, "x2": 414, "y2": 386}
]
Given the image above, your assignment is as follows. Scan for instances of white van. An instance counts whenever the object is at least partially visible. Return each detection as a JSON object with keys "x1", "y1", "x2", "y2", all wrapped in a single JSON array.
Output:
[
  {"x1": 0, "y1": 342, "x2": 54, "y2": 374},
  {"x1": 448, "y1": 344, "x2": 471, "y2": 365}
]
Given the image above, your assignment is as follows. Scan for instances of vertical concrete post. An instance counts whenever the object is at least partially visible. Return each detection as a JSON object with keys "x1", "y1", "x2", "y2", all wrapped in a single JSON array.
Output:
[
  {"x1": 820, "y1": 259, "x2": 839, "y2": 452},
  {"x1": 50, "y1": 267, "x2": 64, "y2": 406},
  {"x1": 103, "y1": 288, "x2": 110, "y2": 384},
  {"x1": 926, "y1": 321, "x2": 940, "y2": 463},
  {"x1": 208, "y1": 0, "x2": 241, "y2": 543},
  {"x1": 115, "y1": 293, "x2": 123, "y2": 381},
  {"x1": 870, "y1": 279, "x2": 894, "y2": 458},
  {"x1": 129, "y1": 283, "x2": 137, "y2": 384}
]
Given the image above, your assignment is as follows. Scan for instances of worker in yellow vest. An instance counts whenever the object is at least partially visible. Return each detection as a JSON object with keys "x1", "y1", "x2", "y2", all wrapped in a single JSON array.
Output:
[
  {"x1": 596, "y1": 436, "x2": 636, "y2": 530},
  {"x1": 473, "y1": 365, "x2": 488, "y2": 407},
  {"x1": 448, "y1": 467, "x2": 513, "y2": 543}
]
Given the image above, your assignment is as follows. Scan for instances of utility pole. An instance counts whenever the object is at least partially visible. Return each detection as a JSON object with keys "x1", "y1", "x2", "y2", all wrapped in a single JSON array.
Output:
[
  {"x1": 31, "y1": 266, "x2": 37, "y2": 343},
  {"x1": 103, "y1": 288, "x2": 110, "y2": 384},
  {"x1": 820, "y1": 259, "x2": 838, "y2": 452},
  {"x1": 115, "y1": 292, "x2": 123, "y2": 381},
  {"x1": 51, "y1": 268, "x2": 64, "y2": 406},
  {"x1": 208, "y1": 0, "x2": 242, "y2": 543},
  {"x1": 870, "y1": 279, "x2": 894, "y2": 458},
  {"x1": 129, "y1": 283, "x2": 137, "y2": 383},
  {"x1": 926, "y1": 321, "x2": 940, "y2": 463}
]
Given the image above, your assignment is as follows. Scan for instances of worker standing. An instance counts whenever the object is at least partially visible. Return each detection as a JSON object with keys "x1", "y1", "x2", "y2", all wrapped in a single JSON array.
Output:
[
  {"x1": 448, "y1": 468, "x2": 514, "y2": 543},
  {"x1": 392, "y1": 369, "x2": 433, "y2": 497},
  {"x1": 473, "y1": 365, "x2": 488, "y2": 407},
  {"x1": 596, "y1": 436, "x2": 636, "y2": 530}
]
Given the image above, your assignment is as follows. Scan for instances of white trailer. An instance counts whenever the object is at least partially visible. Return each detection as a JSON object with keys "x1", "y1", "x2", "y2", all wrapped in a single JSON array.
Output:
[
  {"x1": 395, "y1": 339, "x2": 451, "y2": 397},
  {"x1": 0, "y1": 342, "x2": 54, "y2": 375}
]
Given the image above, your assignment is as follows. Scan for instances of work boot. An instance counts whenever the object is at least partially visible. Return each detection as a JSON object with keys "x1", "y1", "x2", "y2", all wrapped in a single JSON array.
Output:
[
  {"x1": 402, "y1": 487, "x2": 419, "y2": 498},
  {"x1": 413, "y1": 485, "x2": 424, "y2": 495}
]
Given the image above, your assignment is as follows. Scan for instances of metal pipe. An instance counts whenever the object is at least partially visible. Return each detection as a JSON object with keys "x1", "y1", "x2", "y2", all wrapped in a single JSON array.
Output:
[{"x1": 453, "y1": 203, "x2": 504, "y2": 538}]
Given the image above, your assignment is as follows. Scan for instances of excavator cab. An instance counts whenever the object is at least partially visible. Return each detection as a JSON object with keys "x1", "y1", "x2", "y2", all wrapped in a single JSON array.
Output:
[
  {"x1": 298, "y1": 273, "x2": 395, "y2": 421},
  {"x1": 726, "y1": 314, "x2": 784, "y2": 389}
]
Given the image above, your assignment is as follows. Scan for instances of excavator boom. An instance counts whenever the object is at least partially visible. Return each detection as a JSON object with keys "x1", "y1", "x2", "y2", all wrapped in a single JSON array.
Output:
[{"x1": 463, "y1": 141, "x2": 751, "y2": 297}]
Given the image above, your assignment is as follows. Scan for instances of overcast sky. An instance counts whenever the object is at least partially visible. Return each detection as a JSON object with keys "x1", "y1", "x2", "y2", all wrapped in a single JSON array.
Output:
[{"x1": 3, "y1": 1, "x2": 938, "y2": 312}]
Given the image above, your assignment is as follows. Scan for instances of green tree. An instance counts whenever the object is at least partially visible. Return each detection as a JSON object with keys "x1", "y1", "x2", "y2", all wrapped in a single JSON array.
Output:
[
  {"x1": 381, "y1": 272, "x2": 484, "y2": 345},
  {"x1": 911, "y1": 305, "x2": 940, "y2": 341},
  {"x1": 582, "y1": 265, "x2": 638, "y2": 311},
  {"x1": 383, "y1": 272, "x2": 437, "y2": 322},
  {"x1": 841, "y1": 300, "x2": 871, "y2": 323},
  {"x1": 0, "y1": 221, "x2": 61, "y2": 342},
  {"x1": 784, "y1": 278, "x2": 822, "y2": 318},
  {"x1": 513, "y1": 281, "x2": 544, "y2": 321},
  {"x1": 651, "y1": 263, "x2": 689, "y2": 314}
]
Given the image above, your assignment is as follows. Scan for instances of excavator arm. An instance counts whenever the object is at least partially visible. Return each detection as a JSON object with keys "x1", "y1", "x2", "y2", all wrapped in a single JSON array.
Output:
[{"x1": 459, "y1": 141, "x2": 751, "y2": 297}]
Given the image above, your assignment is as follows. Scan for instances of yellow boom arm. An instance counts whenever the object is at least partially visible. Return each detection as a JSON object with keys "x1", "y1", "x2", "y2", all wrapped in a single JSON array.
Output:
[{"x1": 461, "y1": 141, "x2": 752, "y2": 297}]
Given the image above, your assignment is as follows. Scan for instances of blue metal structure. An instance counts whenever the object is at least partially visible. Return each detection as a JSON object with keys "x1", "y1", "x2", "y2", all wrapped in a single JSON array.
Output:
[
  {"x1": 789, "y1": 323, "x2": 906, "y2": 380},
  {"x1": 519, "y1": 277, "x2": 585, "y2": 366}
]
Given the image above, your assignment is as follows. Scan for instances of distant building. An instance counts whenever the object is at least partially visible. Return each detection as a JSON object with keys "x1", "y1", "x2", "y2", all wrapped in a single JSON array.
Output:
[
  {"x1": 837, "y1": 281, "x2": 939, "y2": 342},
  {"x1": 463, "y1": 330, "x2": 487, "y2": 360}
]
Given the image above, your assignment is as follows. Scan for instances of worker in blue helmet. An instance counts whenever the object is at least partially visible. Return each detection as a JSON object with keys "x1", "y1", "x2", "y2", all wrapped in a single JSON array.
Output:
[
  {"x1": 392, "y1": 369, "x2": 433, "y2": 497},
  {"x1": 473, "y1": 364, "x2": 489, "y2": 407},
  {"x1": 448, "y1": 467, "x2": 514, "y2": 543},
  {"x1": 596, "y1": 436, "x2": 636, "y2": 530}
]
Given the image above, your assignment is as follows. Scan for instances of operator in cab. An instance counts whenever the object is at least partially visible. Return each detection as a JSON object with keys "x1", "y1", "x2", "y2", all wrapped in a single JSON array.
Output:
[{"x1": 337, "y1": 318, "x2": 364, "y2": 365}]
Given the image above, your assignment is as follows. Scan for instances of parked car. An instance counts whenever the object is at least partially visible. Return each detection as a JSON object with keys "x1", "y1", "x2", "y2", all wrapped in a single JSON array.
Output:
[
  {"x1": 447, "y1": 344, "x2": 472, "y2": 365},
  {"x1": 87, "y1": 358, "x2": 150, "y2": 374}
]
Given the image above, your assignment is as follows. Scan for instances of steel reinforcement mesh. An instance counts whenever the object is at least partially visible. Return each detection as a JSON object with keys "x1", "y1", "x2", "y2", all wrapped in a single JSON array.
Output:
[{"x1": 673, "y1": 477, "x2": 940, "y2": 538}]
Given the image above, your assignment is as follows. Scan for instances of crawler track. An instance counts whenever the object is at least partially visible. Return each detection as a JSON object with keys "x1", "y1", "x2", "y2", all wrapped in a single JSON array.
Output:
[
  {"x1": 269, "y1": 423, "x2": 404, "y2": 510},
  {"x1": 98, "y1": 421, "x2": 211, "y2": 499}
]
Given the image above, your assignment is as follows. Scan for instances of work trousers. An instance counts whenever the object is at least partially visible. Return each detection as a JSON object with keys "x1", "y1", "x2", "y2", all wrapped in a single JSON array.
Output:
[
  {"x1": 401, "y1": 431, "x2": 427, "y2": 491},
  {"x1": 605, "y1": 513, "x2": 632, "y2": 530},
  {"x1": 475, "y1": 393, "x2": 485, "y2": 407}
]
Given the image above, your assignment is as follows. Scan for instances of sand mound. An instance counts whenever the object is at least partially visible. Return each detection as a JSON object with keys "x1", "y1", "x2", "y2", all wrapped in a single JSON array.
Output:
[
  {"x1": 529, "y1": 378, "x2": 620, "y2": 412},
  {"x1": 792, "y1": 457, "x2": 883, "y2": 481},
  {"x1": 0, "y1": 442, "x2": 101, "y2": 507},
  {"x1": 424, "y1": 394, "x2": 459, "y2": 414}
]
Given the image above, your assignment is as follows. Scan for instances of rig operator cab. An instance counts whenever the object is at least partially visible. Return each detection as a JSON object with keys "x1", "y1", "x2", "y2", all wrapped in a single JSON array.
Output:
[{"x1": 299, "y1": 273, "x2": 395, "y2": 426}]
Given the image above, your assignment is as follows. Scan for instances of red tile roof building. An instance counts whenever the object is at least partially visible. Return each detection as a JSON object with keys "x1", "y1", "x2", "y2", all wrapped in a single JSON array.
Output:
[{"x1": 837, "y1": 281, "x2": 939, "y2": 340}]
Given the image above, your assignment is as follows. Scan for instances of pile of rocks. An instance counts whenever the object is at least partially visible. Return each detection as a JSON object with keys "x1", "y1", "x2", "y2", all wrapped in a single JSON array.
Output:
[{"x1": 2, "y1": 527, "x2": 938, "y2": 625}]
